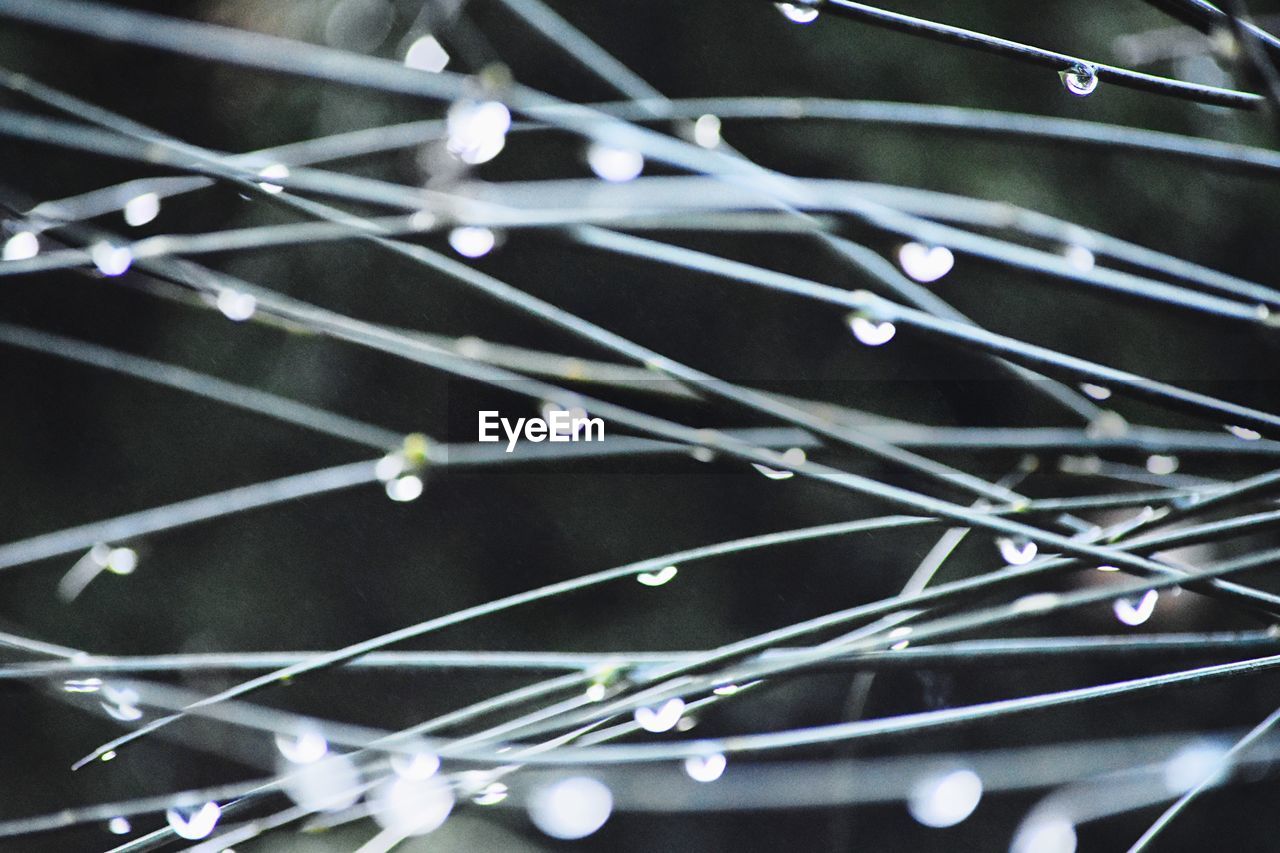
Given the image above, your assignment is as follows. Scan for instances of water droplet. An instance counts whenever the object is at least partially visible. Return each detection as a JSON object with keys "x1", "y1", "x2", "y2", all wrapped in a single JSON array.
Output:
[
  {"x1": 634, "y1": 697, "x2": 685, "y2": 733},
  {"x1": 472, "y1": 781, "x2": 509, "y2": 805},
  {"x1": 908, "y1": 768, "x2": 982, "y2": 828},
  {"x1": 1086, "y1": 410, "x2": 1129, "y2": 439},
  {"x1": 693, "y1": 114, "x2": 722, "y2": 149},
  {"x1": 105, "y1": 547, "x2": 137, "y2": 575},
  {"x1": 390, "y1": 745, "x2": 440, "y2": 780},
  {"x1": 282, "y1": 753, "x2": 362, "y2": 812},
  {"x1": 256, "y1": 164, "x2": 290, "y2": 194},
  {"x1": 405, "y1": 34, "x2": 450, "y2": 72},
  {"x1": 275, "y1": 726, "x2": 328, "y2": 764},
  {"x1": 751, "y1": 447, "x2": 806, "y2": 480},
  {"x1": 637, "y1": 565, "x2": 678, "y2": 587},
  {"x1": 100, "y1": 685, "x2": 143, "y2": 722},
  {"x1": 1114, "y1": 589, "x2": 1158, "y2": 626},
  {"x1": 1060, "y1": 63, "x2": 1099, "y2": 96},
  {"x1": 386, "y1": 474, "x2": 424, "y2": 502},
  {"x1": 1228, "y1": 425, "x2": 1262, "y2": 441},
  {"x1": 587, "y1": 144, "x2": 644, "y2": 183},
  {"x1": 897, "y1": 242, "x2": 954, "y2": 283},
  {"x1": 848, "y1": 314, "x2": 896, "y2": 346},
  {"x1": 447, "y1": 100, "x2": 510, "y2": 165},
  {"x1": 1063, "y1": 245, "x2": 1095, "y2": 272},
  {"x1": 100, "y1": 750, "x2": 117, "y2": 762},
  {"x1": 371, "y1": 775, "x2": 455, "y2": 836},
  {"x1": 750, "y1": 463, "x2": 792, "y2": 480},
  {"x1": 165, "y1": 802, "x2": 221, "y2": 841},
  {"x1": 1097, "y1": 564, "x2": 1120, "y2": 573},
  {"x1": 712, "y1": 683, "x2": 741, "y2": 696},
  {"x1": 585, "y1": 682, "x2": 608, "y2": 702},
  {"x1": 375, "y1": 453, "x2": 406, "y2": 482},
  {"x1": 1013, "y1": 816, "x2": 1077, "y2": 853},
  {"x1": 1163, "y1": 740, "x2": 1227, "y2": 793},
  {"x1": 684, "y1": 751, "x2": 727, "y2": 783},
  {"x1": 775, "y1": 2, "x2": 819, "y2": 24},
  {"x1": 448, "y1": 226, "x2": 496, "y2": 258},
  {"x1": 107, "y1": 816, "x2": 131, "y2": 835},
  {"x1": 456, "y1": 336, "x2": 488, "y2": 358},
  {"x1": 216, "y1": 290, "x2": 257, "y2": 322},
  {"x1": 64, "y1": 677, "x2": 103, "y2": 693},
  {"x1": 997, "y1": 537, "x2": 1038, "y2": 566},
  {"x1": 689, "y1": 445, "x2": 716, "y2": 463},
  {"x1": 1079, "y1": 383, "x2": 1111, "y2": 400},
  {"x1": 2, "y1": 230, "x2": 38, "y2": 261},
  {"x1": 528, "y1": 777, "x2": 613, "y2": 840},
  {"x1": 1012, "y1": 592, "x2": 1059, "y2": 614},
  {"x1": 123, "y1": 193, "x2": 161, "y2": 227},
  {"x1": 91, "y1": 243, "x2": 132, "y2": 276},
  {"x1": 1145, "y1": 454, "x2": 1179, "y2": 475},
  {"x1": 540, "y1": 401, "x2": 591, "y2": 438}
]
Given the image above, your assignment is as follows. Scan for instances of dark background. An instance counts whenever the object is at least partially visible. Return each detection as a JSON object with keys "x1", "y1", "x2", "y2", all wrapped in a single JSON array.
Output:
[{"x1": 2, "y1": 0, "x2": 1280, "y2": 849}]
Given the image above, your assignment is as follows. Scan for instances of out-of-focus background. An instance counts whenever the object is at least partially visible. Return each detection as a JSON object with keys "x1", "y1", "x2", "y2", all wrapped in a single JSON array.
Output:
[{"x1": 2, "y1": 1, "x2": 1280, "y2": 849}]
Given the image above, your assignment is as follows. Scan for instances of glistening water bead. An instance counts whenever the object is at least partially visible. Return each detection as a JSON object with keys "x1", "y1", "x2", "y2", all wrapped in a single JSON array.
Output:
[
  {"x1": 370, "y1": 774, "x2": 454, "y2": 836},
  {"x1": 91, "y1": 242, "x2": 132, "y2": 276},
  {"x1": 216, "y1": 290, "x2": 257, "y2": 322},
  {"x1": 1060, "y1": 63, "x2": 1099, "y2": 96},
  {"x1": 997, "y1": 536, "x2": 1038, "y2": 566},
  {"x1": 123, "y1": 192, "x2": 160, "y2": 227},
  {"x1": 472, "y1": 781, "x2": 509, "y2": 805},
  {"x1": 449, "y1": 226, "x2": 497, "y2": 258},
  {"x1": 586, "y1": 144, "x2": 645, "y2": 183},
  {"x1": 528, "y1": 777, "x2": 613, "y2": 840},
  {"x1": 165, "y1": 802, "x2": 221, "y2": 841},
  {"x1": 637, "y1": 564, "x2": 678, "y2": 586},
  {"x1": 275, "y1": 726, "x2": 328, "y2": 764},
  {"x1": 403, "y1": 35, "x2": 450, "y2": 72},
  {"x1": 1114, "y1": 589, "x2": 1159, "y2": 626},
  {"x1": 848, "y1": 313, "x2": 896, "y2": 346},
  {"x1": 908, "y1": 768, "x2": 983, "y2": 828},
  {"x1": 684, "y1": 751, "x2": 727, "y2": 783},
  {"x1": 775, "y1": 1, "x2": 819, "y2": 24},
  {"x1": 751, "y1": 447, "x2": 807, "y2": 480},
  {"x1": 692, "y1": 113, "x2": 722, "y2": 148},
  {"x1": 897, "y1": 242, "x2": 954, "y2": 283},
  {"x1": 256, "y1": 163, "x2": 290, "y2": 194},
  {"x1": 1013, "y1": 816, "x2": 1077, "y2": 853},
  {"x1": 634, "y1": 697, "x2": 686, "y2": 733},
  {"x1": 446, "y1": 100, "x2": 511, "y2": 166},
  {"x1": 282, "y1": 753, "x2": 362, "y2": 814},
  {"x1": 2, "y1": 230, "x2": 38, "y2": 261}
]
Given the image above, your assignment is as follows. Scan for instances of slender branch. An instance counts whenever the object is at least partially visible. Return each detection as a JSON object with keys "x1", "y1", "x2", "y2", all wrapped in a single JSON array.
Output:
[{"x1": 815, "y1": 0, "x2": 1263, "y2": 108}]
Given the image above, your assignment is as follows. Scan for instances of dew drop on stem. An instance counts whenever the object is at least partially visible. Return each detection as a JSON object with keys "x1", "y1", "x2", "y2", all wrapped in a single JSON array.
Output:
[
  {"x1": 997, "y1": 536, "x2": 1037, "y2": 565},
  {"x1": 1060, "y1": 63, "x2": 1099, "y2": 96},
  {"x1": 848, "y1": 313, "x2": 897, "y2": 346},
  {"x1": 165, "y1": 802, "x2": 221, "y2": 841},
  {"x1": 908, "y1": 768, "x2": 982, "y2": 828},
  {"x1": 684, "y1": 751, "x2": 727, "y2": 783},
  {"x1": 1114, "y1": 589, "x2": 1158, "y2": 626},
  {"x1": 776, "y1": 2, "x2": 819, "y2": 24},
  {"x1": 528, "y1": 777, "x2": 613, "y2": 840}
]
